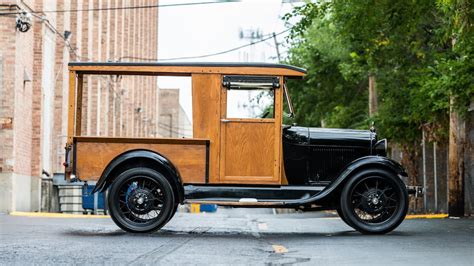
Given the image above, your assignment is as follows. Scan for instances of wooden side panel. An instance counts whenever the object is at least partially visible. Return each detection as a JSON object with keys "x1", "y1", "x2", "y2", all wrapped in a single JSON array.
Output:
[
  {"x1": 192, "y1": 74, "x2": 221, "y2": 183},
  {"x1": 220, "y1": 122, "x2": 276, "y2": 183},
  {"x1": 75, "y1": 140, "x2": 207, "y2": 184}
]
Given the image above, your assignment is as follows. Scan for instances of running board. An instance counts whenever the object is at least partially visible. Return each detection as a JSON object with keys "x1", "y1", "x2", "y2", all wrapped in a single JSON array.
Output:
[
  {"x1": 184, "y1": 199, "x2": 285, "y2": 207},
  {"x1": 183, "y1": 185, "x2": 326, "y2": 205}
]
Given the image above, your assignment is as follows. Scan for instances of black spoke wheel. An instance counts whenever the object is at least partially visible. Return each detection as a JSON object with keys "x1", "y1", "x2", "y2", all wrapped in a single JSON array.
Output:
[
  {"x1": 340, "y1": 169, "x2": 408, "y2": 234},
  {"x1": 108, "y1": 167, "x2": 175, "y2": 233}
]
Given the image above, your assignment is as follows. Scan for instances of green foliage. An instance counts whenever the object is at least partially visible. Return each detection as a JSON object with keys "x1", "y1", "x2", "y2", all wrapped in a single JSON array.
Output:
[{"x1": 284, "y1": 0, "x2": 473, "y2": 145}]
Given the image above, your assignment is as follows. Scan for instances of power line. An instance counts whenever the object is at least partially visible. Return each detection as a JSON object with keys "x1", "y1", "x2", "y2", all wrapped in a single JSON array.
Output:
[
  {"x1": 0, "y1": 1, "x2": 241, "y2": 15},
  {"x1": 120, "y1": 28, "x2": 291, "y2": 62}
]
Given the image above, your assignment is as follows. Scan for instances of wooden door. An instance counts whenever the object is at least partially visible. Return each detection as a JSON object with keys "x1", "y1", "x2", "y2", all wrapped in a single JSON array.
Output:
[{"x1": 219, "y1": 76, "x2": 282, "y2": 184}]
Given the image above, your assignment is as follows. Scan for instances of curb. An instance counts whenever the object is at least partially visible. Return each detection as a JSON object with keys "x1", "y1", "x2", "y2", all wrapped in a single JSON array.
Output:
[
  {"x1": 405, "y1": 214, "x2": 448, "y2": 219},
  {"x1": 9, "y1": 211, "x2": 110, "y2": 219}
]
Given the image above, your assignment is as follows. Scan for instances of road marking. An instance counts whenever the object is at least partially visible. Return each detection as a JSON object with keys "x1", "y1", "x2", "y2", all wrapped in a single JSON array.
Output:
[
  {"x1": 9, "y1": 212, "x2": 110, "y2": 219},
  {"x1": 405, "y1": 214, "x2": 448, "y2": 219},
  {"x1": 272, "y1": 245, "x2": 288, "y2": 254}
]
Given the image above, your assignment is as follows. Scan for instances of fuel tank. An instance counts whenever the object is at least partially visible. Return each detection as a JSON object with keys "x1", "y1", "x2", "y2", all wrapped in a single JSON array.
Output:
[{"x1": 282, "y1": 126, "x2": 377, "y2": 185}]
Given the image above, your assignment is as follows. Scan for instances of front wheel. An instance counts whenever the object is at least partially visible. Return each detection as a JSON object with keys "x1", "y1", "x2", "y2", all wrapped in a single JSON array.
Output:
[
  {"x1": 108, "y1": 167, "x2": 175, "y2": 233},
  {"x1": 339, "y1": 169, "x2": 408, "y2": 234}
]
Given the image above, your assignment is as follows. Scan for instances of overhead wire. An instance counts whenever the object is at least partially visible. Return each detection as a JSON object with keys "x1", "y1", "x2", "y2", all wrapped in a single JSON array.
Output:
[
  {"x1": 119, "y1": 28, "x2": 291, "y2": 62},
  {"x1": 0, "y1": 1, "x2": 241, "y2": 15}
]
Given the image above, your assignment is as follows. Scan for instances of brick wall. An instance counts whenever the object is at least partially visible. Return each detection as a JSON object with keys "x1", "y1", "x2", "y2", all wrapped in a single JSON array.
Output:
[{"x1": 0, "y1": 0, "x2": 160, "y2": 212}]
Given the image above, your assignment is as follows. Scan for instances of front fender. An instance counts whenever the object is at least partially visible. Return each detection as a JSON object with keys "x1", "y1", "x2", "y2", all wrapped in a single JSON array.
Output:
[
  {"x1": 91, "y1": 149, "x2": 184, "y2": 202},
  {"x1": 290, "y1": 156, "x2": 408, "y2": 205}
]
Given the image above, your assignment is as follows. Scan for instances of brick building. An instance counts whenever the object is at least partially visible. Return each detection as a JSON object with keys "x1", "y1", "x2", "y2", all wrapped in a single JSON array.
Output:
[{"x1": 0, "y1": 0, "x2": 160, "y2": 213}]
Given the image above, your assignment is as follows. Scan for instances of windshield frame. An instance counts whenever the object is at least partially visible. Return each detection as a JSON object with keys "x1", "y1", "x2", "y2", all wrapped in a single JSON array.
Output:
[{"x1": 283, "y1": 81, "x2": 295, "y2": 118}]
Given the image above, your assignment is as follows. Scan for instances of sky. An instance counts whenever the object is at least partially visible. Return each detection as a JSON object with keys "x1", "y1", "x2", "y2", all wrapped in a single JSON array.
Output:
[{"x1": 157, "y1": 0, "x2": 302, "y2": 123}]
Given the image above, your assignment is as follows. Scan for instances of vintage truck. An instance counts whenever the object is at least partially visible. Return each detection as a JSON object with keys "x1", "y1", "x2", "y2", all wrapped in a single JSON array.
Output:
[{"x1": 65, "y1": 62, "x2": 419, "y2": 234}]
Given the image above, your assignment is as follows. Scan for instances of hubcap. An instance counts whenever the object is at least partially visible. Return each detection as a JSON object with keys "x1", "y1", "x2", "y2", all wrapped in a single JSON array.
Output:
[{"x1": 350, "y1": 177, "x2": 400, "y2": 224}]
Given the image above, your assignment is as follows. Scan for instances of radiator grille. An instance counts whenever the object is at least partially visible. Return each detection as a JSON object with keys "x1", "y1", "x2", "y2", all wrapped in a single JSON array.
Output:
[{"x1": 309, "y1": 146, "x2": 368, "y2": 182}]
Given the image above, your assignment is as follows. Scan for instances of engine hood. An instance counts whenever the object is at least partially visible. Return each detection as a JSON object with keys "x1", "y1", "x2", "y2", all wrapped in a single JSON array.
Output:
[{"x1": 283, "y1": 126, "x2": 376, "y2": 147}]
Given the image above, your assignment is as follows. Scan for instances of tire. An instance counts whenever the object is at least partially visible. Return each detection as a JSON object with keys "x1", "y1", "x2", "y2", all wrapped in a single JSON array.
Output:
[
  {"x1": 166, "y1": 204, "x2": 179, "y2": 223},
  {"x1": 108, "y1": 167, "x2": 175, "y2": 233},
  {"x1": 339, "y1": 169, "x2": 408, "y2": 234},
  {"x1": 336, "y1": 207, "x2": 353, "y2": 228}
]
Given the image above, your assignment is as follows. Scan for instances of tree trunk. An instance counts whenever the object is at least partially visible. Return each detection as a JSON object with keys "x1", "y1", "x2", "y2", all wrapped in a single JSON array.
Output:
[
  {"x1": 368, "y1": 74, "x2": 378, "y2": 116},
  {"x1": 448, "y1": 97, "x2": 465, "y2": 217}
]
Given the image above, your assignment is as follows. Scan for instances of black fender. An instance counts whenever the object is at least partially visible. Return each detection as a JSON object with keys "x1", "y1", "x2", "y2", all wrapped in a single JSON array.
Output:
[
  {"x1": 286, "y1": 156, "x2": 408, "y2": 205},
  {"x1": 91, "y1": 149, "x2": 184, "y2": 203}
]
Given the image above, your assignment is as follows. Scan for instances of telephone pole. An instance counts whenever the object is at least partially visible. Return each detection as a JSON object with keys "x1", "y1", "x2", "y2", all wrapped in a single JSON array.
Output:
[
  {"x1": 368, "y1": 74, "x2": 378, "y2": 116},
  {"x1": 272, "y1": 32, "x2": 281, "y2": 62}
]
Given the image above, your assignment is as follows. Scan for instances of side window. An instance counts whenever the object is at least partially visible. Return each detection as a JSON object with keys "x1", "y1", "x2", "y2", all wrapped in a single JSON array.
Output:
[
  {"x1": 226, "y1": 89, "x2": 274, "y2": 119},
  {"x1": 223, "y1": 75, "x2": 279, "y2": 119}
]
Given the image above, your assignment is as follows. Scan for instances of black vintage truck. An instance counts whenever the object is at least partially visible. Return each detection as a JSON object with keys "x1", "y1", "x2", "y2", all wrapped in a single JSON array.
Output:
[{"x1": 65, "y1": 62, "x2": 420, "y2": 234}]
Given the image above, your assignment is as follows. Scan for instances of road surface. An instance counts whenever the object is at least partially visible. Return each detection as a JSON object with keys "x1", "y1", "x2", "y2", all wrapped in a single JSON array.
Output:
[{"x1": 0, "y1": 209, "x2": 473, "y2": 265}]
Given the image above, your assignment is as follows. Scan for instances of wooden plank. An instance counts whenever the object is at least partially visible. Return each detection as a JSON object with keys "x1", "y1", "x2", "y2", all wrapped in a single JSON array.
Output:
[
  {"x1": 219, "y1": 83, "x2": 227, "y2": 183},
  {"x1": 67, "y1": 70, "x2": 76, "y2": 144},
  {"x1": 75, "y1": 74, "x2": 83, "y2": 136},
  {"x1": 75, "y1": 141, "x2": 207, "y2": 184},
  {"x1": 192, "y1": 74, "x2": 222, "y2": 183},
  {"x1": 69, "y1": 65, "x2": 306, "y2": 77},
  {"x1": 75, "y1": 136, "x2": 209, "y2": 145}
]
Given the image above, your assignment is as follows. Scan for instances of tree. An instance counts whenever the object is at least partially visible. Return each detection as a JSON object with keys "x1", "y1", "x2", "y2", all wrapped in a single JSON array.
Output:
[{"x1": 283, "y1": 0, "x2": 473, "y2": 197}]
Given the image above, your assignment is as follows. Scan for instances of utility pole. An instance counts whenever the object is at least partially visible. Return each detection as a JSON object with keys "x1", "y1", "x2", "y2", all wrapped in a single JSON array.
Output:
[
  {"x1": 368, "y1": 74, "x2": 378, "y2": 116},
  {"x1": 272, "y1": 32, "x2": 281, "y2": 62}
]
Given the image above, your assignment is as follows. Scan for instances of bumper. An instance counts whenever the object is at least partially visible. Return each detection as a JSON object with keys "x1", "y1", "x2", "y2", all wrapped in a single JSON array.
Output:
[{"x1": 407, "y1": 186, "x2": 424, "y2": 198}]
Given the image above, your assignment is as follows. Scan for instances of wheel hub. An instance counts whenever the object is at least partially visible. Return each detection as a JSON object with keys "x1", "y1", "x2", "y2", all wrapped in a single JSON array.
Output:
[
  {"x1": 127, "y1": 188, "x2": 154, "y2": 214},
  {"x1": 362, "y1": 189, "x2": 385, "y2": 214}
]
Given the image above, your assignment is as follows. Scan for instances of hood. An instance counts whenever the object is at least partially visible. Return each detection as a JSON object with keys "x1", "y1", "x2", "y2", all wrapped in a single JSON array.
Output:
[{"x1": 283, "y1": 126, "x2": 376, "y2": 147}]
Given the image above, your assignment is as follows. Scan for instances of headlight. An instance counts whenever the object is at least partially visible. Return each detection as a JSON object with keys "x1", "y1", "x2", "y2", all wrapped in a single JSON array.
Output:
[{"x1": 374, "y1": 139, "x2": 387, "y2": 156}]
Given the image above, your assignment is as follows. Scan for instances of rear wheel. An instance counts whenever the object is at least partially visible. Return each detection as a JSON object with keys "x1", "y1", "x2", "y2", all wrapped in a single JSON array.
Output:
[
  {"x1": 108, "y1": 167, "x2": 175, "y2": 233},
  {"x1": 340, "y1": 169, "x2": 408, "y2": 234}
]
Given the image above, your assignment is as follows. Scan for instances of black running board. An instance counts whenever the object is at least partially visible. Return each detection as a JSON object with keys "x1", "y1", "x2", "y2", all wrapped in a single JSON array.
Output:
[{"x1": 183, "y1": 185, "x2": 326, "y2": 206}]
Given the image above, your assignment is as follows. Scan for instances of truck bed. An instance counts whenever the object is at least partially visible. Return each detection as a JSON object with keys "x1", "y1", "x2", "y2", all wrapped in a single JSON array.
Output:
[{"x1": 73, "y1": 136, "x2": 209, "y2": 184}]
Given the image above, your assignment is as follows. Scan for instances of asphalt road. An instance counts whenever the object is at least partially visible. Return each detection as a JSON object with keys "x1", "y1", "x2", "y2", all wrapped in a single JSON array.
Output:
[{"x1": 0, "y1": 209, "x2": 473, "y2": 265}]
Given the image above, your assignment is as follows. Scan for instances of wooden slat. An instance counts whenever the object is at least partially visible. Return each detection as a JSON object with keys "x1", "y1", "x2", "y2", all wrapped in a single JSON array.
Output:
[
  {"x1": 74, "y1": 136, "x2": 209, "y2": 145},
  {"x1": 274, "y1": 76, "x2": 283, "y2": 184},
  {"x1": 192, "y1": 74, "x2": 222, "y2": 183},
  {"x1": 75, "y1": 74, "x2": 83, "y2": 136},
  {"x1": 67, "y1": 71, "x2": 76, "y2": 144}
]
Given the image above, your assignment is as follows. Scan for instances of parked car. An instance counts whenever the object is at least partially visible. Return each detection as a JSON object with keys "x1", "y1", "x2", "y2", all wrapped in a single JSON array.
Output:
[{"x1": 65, "y1": 62, "x2": 420, "y2": 234}]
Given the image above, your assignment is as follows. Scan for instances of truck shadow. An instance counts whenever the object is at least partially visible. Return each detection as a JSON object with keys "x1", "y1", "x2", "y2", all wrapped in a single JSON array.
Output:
[{"x1": 63, "y1": 228, "x2": 414, "y2": 238}]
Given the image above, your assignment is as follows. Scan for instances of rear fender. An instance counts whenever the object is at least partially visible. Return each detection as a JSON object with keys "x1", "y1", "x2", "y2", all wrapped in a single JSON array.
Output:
[{"x1": 92, "y1": 149, "x2": 184, "y2": 203}]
